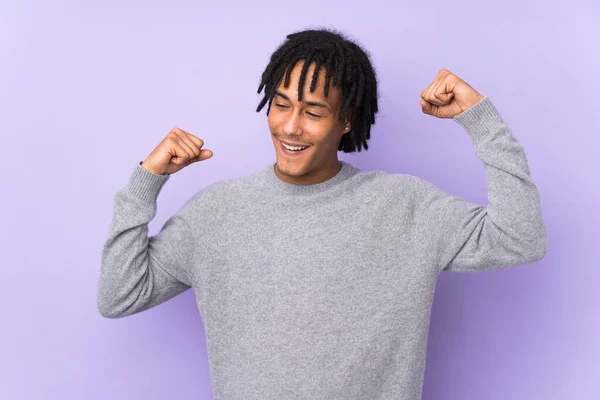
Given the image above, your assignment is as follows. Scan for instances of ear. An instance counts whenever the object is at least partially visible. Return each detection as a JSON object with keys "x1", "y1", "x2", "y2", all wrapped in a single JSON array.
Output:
[{"x1": 344, "y1": 110, "x2": 352, "y2": 129}]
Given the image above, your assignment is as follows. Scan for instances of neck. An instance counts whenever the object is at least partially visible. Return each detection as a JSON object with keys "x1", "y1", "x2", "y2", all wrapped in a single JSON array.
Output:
[{"x1": 274, "y1": 159, "x2": 342, "y2": 185}]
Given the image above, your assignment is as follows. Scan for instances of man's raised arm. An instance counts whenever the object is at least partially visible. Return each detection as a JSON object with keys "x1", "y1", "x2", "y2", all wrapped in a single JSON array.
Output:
[{"x1": 416, "y1": 70, "x2": 547, "y2": 272}]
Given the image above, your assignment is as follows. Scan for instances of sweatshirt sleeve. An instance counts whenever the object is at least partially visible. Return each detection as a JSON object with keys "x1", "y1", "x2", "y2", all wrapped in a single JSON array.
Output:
[
  {"x1": 414, "y1": 97, "x2": 547, "y2": 273},
  {"x1": 97, "y1": 163, "x2": 197, "y2": 318}
]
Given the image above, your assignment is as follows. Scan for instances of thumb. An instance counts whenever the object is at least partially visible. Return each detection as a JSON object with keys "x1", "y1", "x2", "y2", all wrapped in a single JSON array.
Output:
[
  {"x1": 188, "y1": 149, "x2": 213, "y2": 164},
  {"x1": 420, "y1": 99, "x2": 437, "y2": 116}
]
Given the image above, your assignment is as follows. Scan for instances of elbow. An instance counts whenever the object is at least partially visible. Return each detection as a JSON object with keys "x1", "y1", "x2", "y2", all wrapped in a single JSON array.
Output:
[
  {"x1": 97, "y1": 289, "x2": 148, "y2": 319},
  {"x1": 529, "y1": 221, "x2": 548, "y2": 262},
  {"x1": 513, "y1": 220, "x2": 548, "y2": 263},
  {"x1": 97, "y1": 301, "x2": 123, "y2": 319},
  {"x1": 97, "y1": 290, "x2": 126, "y2": 319},
  {"x1": 499, "y1": 228, "x2": 547, "y2": 265},
  {"x1": 98, "y1": 308, "x2": 120, "y2": 319},
  {"x1": 529, "y1": 236, "x2": 547, "y2": 262},
  {"x1": 521, "y1": 230, "x2": 547, "y2": 263},
  {"x1": 534, "y1": 218, "x2": 548, "y2": 261}
]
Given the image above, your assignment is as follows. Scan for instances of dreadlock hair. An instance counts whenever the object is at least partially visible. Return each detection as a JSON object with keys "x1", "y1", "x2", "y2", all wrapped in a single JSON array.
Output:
[{"x1": 256, "y1": 28, "x2": 379, "y2": 153}]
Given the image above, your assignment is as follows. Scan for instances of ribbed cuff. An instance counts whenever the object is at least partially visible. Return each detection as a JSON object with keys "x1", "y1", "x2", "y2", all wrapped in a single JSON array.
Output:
[
  {"x1": 125, "y1": 162, "x2": 170, "y2": 204},
  {"x1": 453, "y1": 97, "x2": 505, "y2": 143}
]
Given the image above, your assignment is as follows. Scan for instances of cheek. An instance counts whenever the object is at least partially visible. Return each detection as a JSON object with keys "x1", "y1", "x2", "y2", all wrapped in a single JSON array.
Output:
[
  {"x1": 267, "y1": 113, "x2": 282, "y2": 131},
  {"x1": 267, "y1": 118, "x2": 276, "y2": 134}
]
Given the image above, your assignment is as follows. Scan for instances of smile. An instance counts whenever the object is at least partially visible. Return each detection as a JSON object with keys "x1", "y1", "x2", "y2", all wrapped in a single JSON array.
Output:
[{"x1": 280, "y1": 140, "x2": 310, "y2": 156}]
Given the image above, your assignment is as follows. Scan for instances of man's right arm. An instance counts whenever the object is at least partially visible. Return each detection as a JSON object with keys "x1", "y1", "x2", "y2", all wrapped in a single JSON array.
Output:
[{"x1": 97, "y1": 163, "x2": 196, "y2": 319}]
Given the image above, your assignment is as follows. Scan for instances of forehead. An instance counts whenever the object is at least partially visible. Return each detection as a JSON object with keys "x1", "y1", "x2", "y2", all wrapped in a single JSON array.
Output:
[{"x1": 277, "y1": 60, "x2": 341, "y2": 104}]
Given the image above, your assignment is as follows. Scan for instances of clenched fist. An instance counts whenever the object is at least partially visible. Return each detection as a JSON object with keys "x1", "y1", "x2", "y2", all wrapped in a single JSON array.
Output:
[
  {"x1": 420, "y1": 69, "x2": 485, "y2": 119},
  {"x1": 141, "y1": 128, "x2": 213, "y2": 175}
]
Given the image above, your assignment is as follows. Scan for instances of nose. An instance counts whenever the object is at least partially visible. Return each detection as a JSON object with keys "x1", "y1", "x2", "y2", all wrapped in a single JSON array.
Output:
[{"x1": 282, "y1": 110, "x2": 302, "y2": 136}]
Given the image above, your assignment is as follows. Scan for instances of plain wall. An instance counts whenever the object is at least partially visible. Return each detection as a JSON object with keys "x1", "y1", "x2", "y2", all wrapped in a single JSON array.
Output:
[{"x1": 2, "y1": 0, "x2": 598, "y2": 399}]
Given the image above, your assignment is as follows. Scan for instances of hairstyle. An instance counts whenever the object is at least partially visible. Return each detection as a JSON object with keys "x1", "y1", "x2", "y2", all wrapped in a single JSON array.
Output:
[{"x1": 256, "y1": 28, "x2": 379, "y2": 152}]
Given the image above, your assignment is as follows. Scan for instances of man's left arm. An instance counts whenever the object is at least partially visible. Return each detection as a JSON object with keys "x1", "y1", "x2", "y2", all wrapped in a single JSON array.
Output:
[{"x1": 419, "y1": 69, "x2": 547, "y2": 272}]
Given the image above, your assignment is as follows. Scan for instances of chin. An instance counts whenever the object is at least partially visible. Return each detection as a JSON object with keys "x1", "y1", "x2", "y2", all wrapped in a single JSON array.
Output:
[
  {"x1": 275, "y1": 157, "x2": 311, "y2": 177},
  {"x1": 276, "y1": 159, "x2": 307, "y2": 173}
]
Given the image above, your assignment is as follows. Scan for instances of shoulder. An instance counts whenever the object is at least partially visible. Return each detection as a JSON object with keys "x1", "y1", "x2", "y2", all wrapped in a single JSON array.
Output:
[
  {"x1": 359, "y1": 169, "x2": 434, "y2": 196},
  {"x1": 347, "y1": 169, "x2": 432, "y2": 214},
  {"x1": 363, "y1": 170, "x2": 453, "y2": 218},
  {"x1": 181, "y1": 168, "x2": 264, "y2": 210},
  {"x1": 174, "y1": 178, "x2": 235, "y2": 224}
]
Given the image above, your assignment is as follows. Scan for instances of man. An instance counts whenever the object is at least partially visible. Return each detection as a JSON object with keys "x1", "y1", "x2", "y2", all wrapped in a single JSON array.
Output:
[{"x1": 98, "y1": 28, "x2": 547, "y2": 400}]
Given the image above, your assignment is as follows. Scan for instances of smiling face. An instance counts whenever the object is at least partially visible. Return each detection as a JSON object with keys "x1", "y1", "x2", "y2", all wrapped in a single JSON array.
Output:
[{"x1": 268, "y1": 60, "x2": 351, "y2": 185}]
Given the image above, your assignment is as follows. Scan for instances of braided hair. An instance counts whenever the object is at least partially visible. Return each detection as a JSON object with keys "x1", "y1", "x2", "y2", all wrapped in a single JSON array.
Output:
[{"x1": 256, "y1": 28, "x2": 379, "y2": 152}]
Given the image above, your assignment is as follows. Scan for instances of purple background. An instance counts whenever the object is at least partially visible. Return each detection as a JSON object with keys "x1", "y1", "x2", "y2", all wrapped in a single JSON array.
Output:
[{"x1": 3, "y1": 0, "x2": 598, "y2": 399}]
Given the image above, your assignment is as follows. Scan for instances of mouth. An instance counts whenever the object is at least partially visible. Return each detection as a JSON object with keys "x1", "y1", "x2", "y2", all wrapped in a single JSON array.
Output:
[{"x1": 279, "y1": 140, "x2": 310, "y2": 156}]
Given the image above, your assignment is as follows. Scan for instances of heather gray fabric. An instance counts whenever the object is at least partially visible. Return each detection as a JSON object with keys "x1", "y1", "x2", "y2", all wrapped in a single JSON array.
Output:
[{"x1": 97, "y1": 97, "x2": 547, "y2": 399}]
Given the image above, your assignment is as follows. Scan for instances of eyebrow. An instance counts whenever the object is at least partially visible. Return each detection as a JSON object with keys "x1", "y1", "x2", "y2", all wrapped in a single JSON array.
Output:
[{"x1": 275, "y1": 91, "x2": 331, "y2": 112}]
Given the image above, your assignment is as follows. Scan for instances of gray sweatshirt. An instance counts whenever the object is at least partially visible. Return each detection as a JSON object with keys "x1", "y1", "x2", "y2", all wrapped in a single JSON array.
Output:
[{"x1": 97, "y1": 97, "x2": 547, "y2": 400}]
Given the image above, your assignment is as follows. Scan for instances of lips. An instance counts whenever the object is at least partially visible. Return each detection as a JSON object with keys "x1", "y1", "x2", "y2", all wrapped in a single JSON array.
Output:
[
  {"x1": 280, "y1": 140, "x2": 310, "y2": 156},
  {"x1": 281, "y1": 140, "x2": 310, "y2": 147}
]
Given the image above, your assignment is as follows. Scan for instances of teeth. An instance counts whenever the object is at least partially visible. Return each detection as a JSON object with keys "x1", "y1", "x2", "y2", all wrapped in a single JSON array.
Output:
[{"x1": 283, "y1": 143, "x2": 308, "y2": 151}]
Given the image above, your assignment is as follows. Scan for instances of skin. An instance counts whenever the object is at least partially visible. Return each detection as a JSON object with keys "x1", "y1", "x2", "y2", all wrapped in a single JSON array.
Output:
[
  {"x1": 419, "y1": 69, "x2": 484, "y2": 118},
  {"x1": 268, "y1": 60, "x2": 351, "y2": 185},
  {"x1": 266, "y1": 65, "x2": 481, "y2": 185}
]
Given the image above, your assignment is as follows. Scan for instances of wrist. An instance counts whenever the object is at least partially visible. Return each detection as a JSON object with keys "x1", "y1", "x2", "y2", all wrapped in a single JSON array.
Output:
[{"x1": 140, "y1": 161, "x2": 166, "y2": 175}]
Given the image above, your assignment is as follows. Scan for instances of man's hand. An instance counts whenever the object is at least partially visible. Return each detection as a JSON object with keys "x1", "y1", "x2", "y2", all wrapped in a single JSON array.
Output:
[
  {"x1": 420, "y1": 69, "x2": 485, "y2": 119},
  {"x1": 141, "y1": 128, "x2": 213, "y2": 175}
]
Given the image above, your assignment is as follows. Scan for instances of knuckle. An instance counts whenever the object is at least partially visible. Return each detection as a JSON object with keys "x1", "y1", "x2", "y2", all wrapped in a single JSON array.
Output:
[
  {"x1": 165, "y1": 135, "x2": 175, "y2": 145},
  {"x1": 187, "y1": 133, "x2": 203, "y2": 147}
]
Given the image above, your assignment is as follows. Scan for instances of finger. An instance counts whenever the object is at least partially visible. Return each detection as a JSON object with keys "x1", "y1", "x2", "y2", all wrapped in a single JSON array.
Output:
[
  {"x1": 423, "y1": 70, "x2": 453, "y2": 105},
  {"x1": 187, "y1": 149, "x2": 213, "y2": 164},
  {"x1": 182, "y1": 134, "x2": 213, "y2": 162},
  {"x1": 429, "y1": 82, "x2": 446, "y2": 105},
  {"x1": 183, "y1": 132, "x2": 213, "y2": 162},
  {"x1": 167, "y1": 128, "x2": 192, "y2": 160},
  {"x1": 422, "y1": 99, "x2": 445, "y2": 118},
  {"x1": 434, "y1": 89, "x2": 453, "y2": 105},
  {"x1": 170, "y1": 144, "x2": 191, "y2": 165},
  {"x1": 420, "y1": 98, "x2": 436, "y2": 115},
  {"x1": 433, "y1": 78, "x2": 454, "y2": 105},
  {"x1": 184, "y1": 138, "x2": 212, "y2": 162},
  {"x1": 175, "y1": 131, "x2": 202, "y2": 159},
  {"x1": 174, "y1": 129, "x2": 202, "y2": 152},
  {"x1": 167, "y1": 136, "x2": 192, "y2": 164},
  {"x1": 200, "y1": 149, "x2": 213, "y2": 160},
  {"x1": 185, "y1": 132, "x2": 205, "y2": 149},
  {"x1": 420, "y1": 80, "x2": 435, "y2": 100},
  {"x1": 421, "y1": 82, "x2": 434, "y2": 102},
  {"x1": 425, "y1": 80, "x2": 443, "y2": 106},
  {"x1": 173, "y1": 135, "x2": 197, "y2": 161},
  {"x1": 430, "y1": 79, "x2": 452, "y2": 106}
]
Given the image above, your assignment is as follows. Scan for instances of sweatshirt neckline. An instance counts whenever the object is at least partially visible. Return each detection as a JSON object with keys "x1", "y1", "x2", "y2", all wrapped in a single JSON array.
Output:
[{"x1": 262, "y1": 160, "x2": 359, "y2": 195}]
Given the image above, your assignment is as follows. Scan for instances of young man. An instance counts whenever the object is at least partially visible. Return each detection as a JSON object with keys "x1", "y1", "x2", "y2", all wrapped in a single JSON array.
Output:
[{"x1": 98, "y1": 28, "x2": 547, "y2": 400}]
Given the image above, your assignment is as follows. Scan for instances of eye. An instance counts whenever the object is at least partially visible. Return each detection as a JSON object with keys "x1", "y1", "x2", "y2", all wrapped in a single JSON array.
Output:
[
  {"x1": 275, "y1": 103, "x2": 289, "y2": 109},
  {"x1": 307, "y1": 112, "x2": 322, "y2": 118}
]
